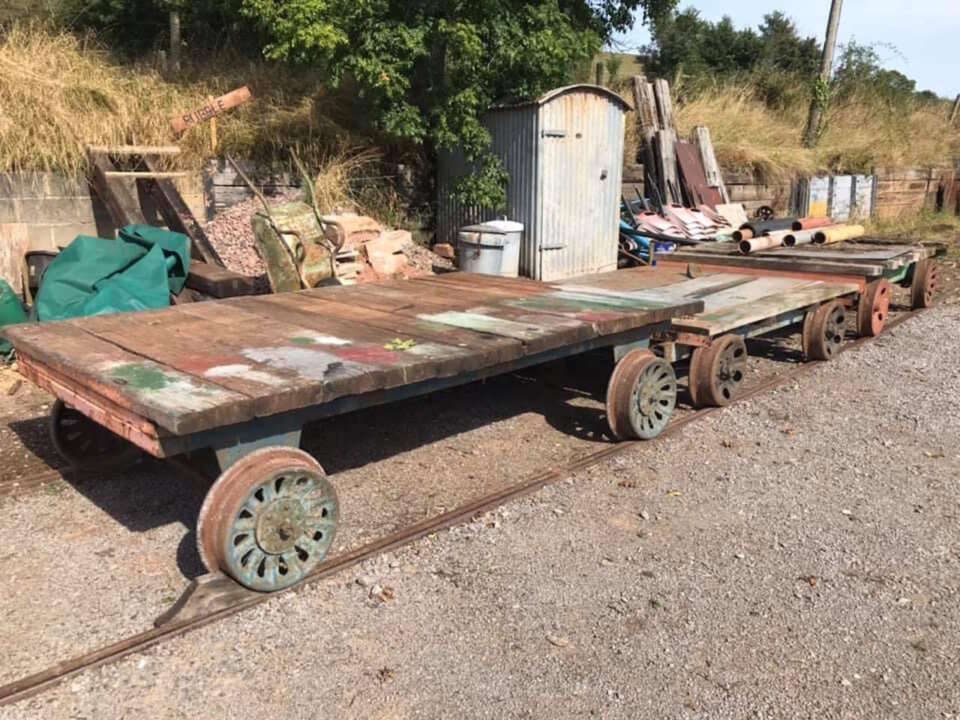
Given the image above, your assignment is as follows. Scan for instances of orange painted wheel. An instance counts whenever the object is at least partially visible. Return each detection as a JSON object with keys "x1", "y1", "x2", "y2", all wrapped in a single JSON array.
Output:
[
  {"x1": 197, "y1": 447, "x2": 338, "y2": 592},
  {"x1": 857, "y1": 280, "x2": 892, "y2": 337}
]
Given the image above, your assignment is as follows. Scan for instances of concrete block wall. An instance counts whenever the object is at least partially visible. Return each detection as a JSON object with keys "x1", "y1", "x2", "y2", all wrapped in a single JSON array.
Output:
[{"x1": 0, "y1": 172, "x2": 206, "y2": 253}]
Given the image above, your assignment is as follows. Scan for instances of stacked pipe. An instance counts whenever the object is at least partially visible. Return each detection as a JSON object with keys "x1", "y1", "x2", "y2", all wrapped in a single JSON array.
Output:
[{"x1": 736, "y1": 217, "x2": 866, "y2": 254}]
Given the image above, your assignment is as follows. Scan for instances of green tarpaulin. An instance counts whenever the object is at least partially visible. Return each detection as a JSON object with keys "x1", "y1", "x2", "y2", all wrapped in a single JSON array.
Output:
[
  {"x1": 0, "y1": 279, "x2": 27, "y2": 357},
  {"x1": 34, "y1": 225, "x2": 190, "y2": 323}
]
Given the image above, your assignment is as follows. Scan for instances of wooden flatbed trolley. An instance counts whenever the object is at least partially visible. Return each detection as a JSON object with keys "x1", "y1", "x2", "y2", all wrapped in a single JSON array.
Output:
[
  {"x1": 4, "y1": 274, "x2": 702, "y2": 592},
  {"x1": 3, "y1": 260, "x2": 939, "y2": 592},
  {"x1": 658, "y1": 240, "x2": 942, "y2": 338}
]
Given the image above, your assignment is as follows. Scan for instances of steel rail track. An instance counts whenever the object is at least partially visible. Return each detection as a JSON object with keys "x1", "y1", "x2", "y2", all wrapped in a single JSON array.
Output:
[{"x1": 0, "y1": 309, "x2": 923, "y2": 707}]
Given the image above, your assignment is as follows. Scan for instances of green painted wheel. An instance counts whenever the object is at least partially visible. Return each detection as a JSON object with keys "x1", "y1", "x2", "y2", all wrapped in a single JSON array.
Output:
[
  {"x1": 606, "y1": 350, "x2": 677, "y2": 441},
  {"x1": 197, "y1": 447, "x2": 339, "y2": 592},
  {"x1": 49, "y1": 400, "x2": 140, "y2": 471}
]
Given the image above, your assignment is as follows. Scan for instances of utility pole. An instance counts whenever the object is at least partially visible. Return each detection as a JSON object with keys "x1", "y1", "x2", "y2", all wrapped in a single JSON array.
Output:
[{"x1": 804, "y1": 0, "x2": 843, "y2": 147}]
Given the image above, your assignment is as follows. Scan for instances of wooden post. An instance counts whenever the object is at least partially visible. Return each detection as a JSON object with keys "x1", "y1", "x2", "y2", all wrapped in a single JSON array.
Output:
[
  {"x1": 804, "y1": 0, "x2": 844, "y2": 147},
  {"x1": 169, "y1": 10, "x2": 181, "y2": 72},
  {"x1": 208, "y1": 97, "x2": 218, "y2": 151},
  {"x1": 950, "y1": 94, "x2": 960, "y2": 126}
]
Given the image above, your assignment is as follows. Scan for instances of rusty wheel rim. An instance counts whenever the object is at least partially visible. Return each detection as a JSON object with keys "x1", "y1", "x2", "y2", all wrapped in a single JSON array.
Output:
[
  {"x1": 859, "y1": 280, "x2": 891, "y2": 337},
  {"x1": 912, "y1": 260, "x2": 938, "y2": 309},
  {"x1": 810, "y1": 301, "x2": 847, "y2": 360},
  {"x1": 49, "y1": 400, "x2": 139, "y2": 470},
  {"x1": 606, "y1": 350, "x2": 676, "y2": 440},
  {"x1": 197, "y1": 447, "x2": 339, "y2": 592},
  {"x1": 700, "y1": 335, "x2": 747, "y2": 406}
]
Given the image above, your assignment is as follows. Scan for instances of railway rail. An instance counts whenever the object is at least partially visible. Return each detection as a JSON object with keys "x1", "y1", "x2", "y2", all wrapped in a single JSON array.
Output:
[{"x1": 0, "y1": 307, "x2": 923, "y2": 708}]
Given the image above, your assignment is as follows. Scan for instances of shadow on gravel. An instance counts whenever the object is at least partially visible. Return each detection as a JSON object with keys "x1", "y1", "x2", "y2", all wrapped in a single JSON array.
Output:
[{"x1": 300, "y1": 361, "x2": 614, "y2": 475}]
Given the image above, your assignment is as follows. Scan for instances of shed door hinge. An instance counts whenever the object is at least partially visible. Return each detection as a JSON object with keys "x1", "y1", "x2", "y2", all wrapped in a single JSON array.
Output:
[
  {"x1": 539, "y1": 243, "x2": 566, "y2": 251},
  {"x1": 542, "y1": 130, "x2": 567, "y2": 138}
]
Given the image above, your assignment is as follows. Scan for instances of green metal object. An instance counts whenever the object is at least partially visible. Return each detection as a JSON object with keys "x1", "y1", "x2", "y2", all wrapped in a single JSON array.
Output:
[
  {"x1": 0, "y1": 279, "x2": 27, "y2": 357},
  {"x1": 252, "y1": 202, "x2": 334, "y2": 292},
  {"x1": 629, "y1": 357, "x2": 677, "y2": 439}
]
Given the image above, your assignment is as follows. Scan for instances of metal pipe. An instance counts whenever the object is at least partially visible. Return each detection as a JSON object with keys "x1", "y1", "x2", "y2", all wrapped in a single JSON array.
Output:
[
  {"x1": 732, "y1": 227, "x2": 754, "y2": 242},
  {"x1": 783, "y1": 229, "x2": 816, "y2": 247},
  {"x1": 791, "y1": 217, "x2": 833, "y2": 231},
  {"x1": 813, "y1": 224, "x2": 865, "y2": 244},
  {"x1": 739, "y1": 231, "x2": 788, "y2": 254}
]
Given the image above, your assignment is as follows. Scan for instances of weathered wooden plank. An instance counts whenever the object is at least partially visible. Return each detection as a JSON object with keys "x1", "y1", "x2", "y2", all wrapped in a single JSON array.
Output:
[
  {"x1": 77, "y1": 310, "x2": 338, "y2": 419},
  {"x1": 176, "y1": 301, "x2": 441, "y2": 392},
  {"x1": 2, "y1": 322, "x2": 247, "y2": 434},
  {"x1": 285, "y1": 292, "x2": 525, "y2": 366},
  {"x1": 693, "y1": 126, "x2": 729, "y2": 203},
  {"x1": 503, "y1": 290, "x2": 702, "y2": 335},
  {"x1": 186, "y1": 261, "x2": 257, "y2": 298},
  {"x1": 671, "y1": 281, "x2": 859, "y2": 335},
  {"x1": 141, "y1": 156, "x2": 221, "y2": 265},
  {"x1": 663, "y1": 250, "x2": 886, "y2": 277},
  {"x1": 562, "y1": 273, "x2": 756, "y2": 303},
  {"x1": 653, "y1": 78, "x2": 677, "y2": 132},
  {"x1": 0, "y1": 223, "x2": 28, "y2": 295},
  {"x1": 227, "y1": 293, "x2": 492, "y2": 378},
  {"x1": 87, "y1": 152, "x2": 146, "y2": 228},
  {"x1": 655, "y1": 129, "x2": 680, "y2": 205}
]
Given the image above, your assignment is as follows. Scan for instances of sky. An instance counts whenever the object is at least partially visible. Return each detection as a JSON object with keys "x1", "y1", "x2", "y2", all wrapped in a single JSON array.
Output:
[{"x1": 612, "y1": 0, "x2": 960, "y2": 99}]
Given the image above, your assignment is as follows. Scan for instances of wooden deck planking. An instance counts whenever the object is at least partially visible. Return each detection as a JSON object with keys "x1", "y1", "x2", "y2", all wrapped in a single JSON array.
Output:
[
  {"x1": 175, "y1": 301, "x2": 478, "y2": 399},
  {"x1": 671, "y1": 280, "x2": 860, "y2": 334},
  {"x1": 2, "y1": 273, "x2": 704, "y2": 435},
  {"x1": 4, "y1": 322, "x2": 248, "y2": 434},
  {"x1": 662, "y1": 251, "x2": 886, "y2": 277},
  {"x1": 282, "y1": 293, "x2": 525, "y2": 366}
]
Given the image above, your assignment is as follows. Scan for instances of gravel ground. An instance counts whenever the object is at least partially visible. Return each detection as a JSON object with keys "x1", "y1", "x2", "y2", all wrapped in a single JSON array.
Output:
[{"x1": 1, "y1": 298, "x2": 958, "y2": 716}]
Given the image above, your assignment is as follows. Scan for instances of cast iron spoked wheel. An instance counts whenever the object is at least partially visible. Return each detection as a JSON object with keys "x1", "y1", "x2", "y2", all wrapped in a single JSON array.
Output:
[
  {"x1": 857, "y1": 279, "x2": 892, "y2": 337},
  {"x1": 910, "y1": 259, "x2": 938, "y2": 309},
  {"x1": 197, "y1": 447, "x2": 339, "y2": 593},
  {"x1": 803, "y1": 300, "x2": 847, "y2": 361},
  {"x1": 688, "y1": 334, "x2": 748, "y2": 408},
  {"x1": 49, "y1": 400, "x2": 140, "y2": 471},
  {"x1": 605, "y1": 349, "x2": 677, "y2": 441},
  {"x1": 754, "y1": 205, "x2": 775, "y2": 221}
]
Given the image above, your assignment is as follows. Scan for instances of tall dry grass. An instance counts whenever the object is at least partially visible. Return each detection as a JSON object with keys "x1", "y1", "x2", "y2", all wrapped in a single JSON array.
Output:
[
  {"x1": 674, "y1": 77, "x2": 960, "y2": 179},
  {"x1": 0, "y1": 23, "x2": 355, "y2": 176}
]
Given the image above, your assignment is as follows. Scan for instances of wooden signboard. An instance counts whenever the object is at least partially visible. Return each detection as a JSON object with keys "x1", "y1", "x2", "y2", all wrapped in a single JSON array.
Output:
[{"x1": 171, "y1": 86, "x2": 252, "y2": 134}]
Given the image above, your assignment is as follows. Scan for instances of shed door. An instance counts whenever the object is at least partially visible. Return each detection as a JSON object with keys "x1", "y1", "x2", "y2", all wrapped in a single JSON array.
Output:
[{"x1": 537, "y1": 95, "x2": 621, "y2": 282}]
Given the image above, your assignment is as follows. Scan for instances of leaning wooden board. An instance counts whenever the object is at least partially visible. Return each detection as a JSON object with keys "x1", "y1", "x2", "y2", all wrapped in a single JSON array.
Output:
[
  {"x1": 559, "y1": 266, "x2": 860, "y2": 336},
  {"x1": 3, "y1": 273, "x2": 702, "y2": 436}
]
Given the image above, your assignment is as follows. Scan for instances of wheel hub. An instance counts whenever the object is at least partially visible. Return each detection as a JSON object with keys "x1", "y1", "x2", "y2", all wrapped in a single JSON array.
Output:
[{"x1": 256, "y1": 497, "x2": 306, "y2": 554}]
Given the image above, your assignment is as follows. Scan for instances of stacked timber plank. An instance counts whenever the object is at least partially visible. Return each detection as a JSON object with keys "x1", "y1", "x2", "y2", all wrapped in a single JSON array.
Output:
[{"x1": 631, "y1": 76, "x2": 728, "y2": 209}]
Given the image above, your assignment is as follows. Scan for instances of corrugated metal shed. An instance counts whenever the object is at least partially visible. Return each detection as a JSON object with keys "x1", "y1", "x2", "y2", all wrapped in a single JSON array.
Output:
[{"x1": 437, "y1": 84, "x2": 630, "y2": 282}]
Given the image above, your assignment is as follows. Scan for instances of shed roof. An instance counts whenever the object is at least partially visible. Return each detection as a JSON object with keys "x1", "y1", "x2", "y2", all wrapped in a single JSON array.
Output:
[{"x1": 489, "y1": 84, "x2": 632, "y2": 113}]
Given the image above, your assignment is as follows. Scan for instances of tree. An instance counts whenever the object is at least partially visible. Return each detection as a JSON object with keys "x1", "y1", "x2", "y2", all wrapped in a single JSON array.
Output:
[
  {"x1": 239, "y1": 0, "x2": 675, "y2": 207},
  {"x1": 645, "y1": 8, "x2": 820, "y2": 79}
]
